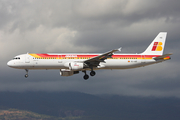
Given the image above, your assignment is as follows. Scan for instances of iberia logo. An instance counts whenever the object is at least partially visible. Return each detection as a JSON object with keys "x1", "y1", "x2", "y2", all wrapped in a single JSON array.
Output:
[{"x1": 152, "y1": 42, "x2": 163, "y2": 51}]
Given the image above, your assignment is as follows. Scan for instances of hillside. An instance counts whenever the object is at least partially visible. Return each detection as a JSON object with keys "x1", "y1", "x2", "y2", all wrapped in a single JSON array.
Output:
[
  {"x1": 0, "y1": 109, "x2": 83, "y2": 120},
  {"x1": 0, "y1": 109, "x2": 53, "y2": 120}
]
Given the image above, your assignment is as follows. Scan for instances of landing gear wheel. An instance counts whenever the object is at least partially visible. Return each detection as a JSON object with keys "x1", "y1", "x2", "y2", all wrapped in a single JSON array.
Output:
[
  {"x1": 25, "y1": 74, "x2": 28, "y2": 78},
  {"x1": 83, "y1": 74, "x2": 89, "y2": 80},
  {"x1": 90, "y1": 71, "x2": 96, "y2": 76}
]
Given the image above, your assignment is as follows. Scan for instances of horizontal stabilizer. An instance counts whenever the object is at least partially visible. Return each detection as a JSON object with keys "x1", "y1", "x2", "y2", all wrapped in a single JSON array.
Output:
[{"x1": 153, "y1": 53, "x2": 173, "y2": 60}]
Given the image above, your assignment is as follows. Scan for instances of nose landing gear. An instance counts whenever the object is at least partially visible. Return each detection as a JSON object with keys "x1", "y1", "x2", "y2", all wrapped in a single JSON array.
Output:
[{"x1": 25, "y1": 69, "x2": 29, "y2": 78}]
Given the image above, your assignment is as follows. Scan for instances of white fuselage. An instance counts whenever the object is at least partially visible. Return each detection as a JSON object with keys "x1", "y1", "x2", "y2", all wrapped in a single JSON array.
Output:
[{"x1": 7, "y1": 53, "x2": 162, "y2": 70}]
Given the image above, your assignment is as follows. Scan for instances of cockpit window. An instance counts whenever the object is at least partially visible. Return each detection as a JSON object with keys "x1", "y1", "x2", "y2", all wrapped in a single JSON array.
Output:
[{"x1": 13, "y1": 57, "x2": 20, "y2": 60}]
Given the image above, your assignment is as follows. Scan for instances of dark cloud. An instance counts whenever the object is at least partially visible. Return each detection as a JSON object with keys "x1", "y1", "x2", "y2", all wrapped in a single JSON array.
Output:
[{"x1": 0, "y1": 0, "x2": 180, "y2": 97}]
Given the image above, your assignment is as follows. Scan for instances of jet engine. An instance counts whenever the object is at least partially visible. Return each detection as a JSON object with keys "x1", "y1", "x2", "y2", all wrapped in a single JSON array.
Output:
[
  {"x1": 60, "y1": 69, "x2": 79, "y2": 76},
  {"x1": 69, "y1": 62, "x2": 84, "y2": 70}
]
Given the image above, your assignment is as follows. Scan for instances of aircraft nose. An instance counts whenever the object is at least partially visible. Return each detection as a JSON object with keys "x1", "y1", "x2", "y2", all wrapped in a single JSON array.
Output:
[{"x1": 7, "y1": 60, "x2": 14, "y2": 67}]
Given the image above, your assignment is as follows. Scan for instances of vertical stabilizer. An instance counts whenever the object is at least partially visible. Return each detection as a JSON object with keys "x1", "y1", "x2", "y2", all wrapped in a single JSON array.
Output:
[{"x1": 142, "y1": 32, "x2": 167, "y2": 55}]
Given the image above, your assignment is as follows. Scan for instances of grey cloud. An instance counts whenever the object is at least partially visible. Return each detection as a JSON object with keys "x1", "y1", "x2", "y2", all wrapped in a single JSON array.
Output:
[{"x1": 1, "y1": 0, "x2": 180, "y2": 32}]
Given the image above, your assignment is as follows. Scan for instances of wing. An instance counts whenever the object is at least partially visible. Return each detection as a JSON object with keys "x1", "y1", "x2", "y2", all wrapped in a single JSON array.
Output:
[
  {"x1": 84, "y1": 48, "x2": 121, "y2": 67},
  {"x1": 153, "y1": 53, "x2": 172, "y2": 60}
]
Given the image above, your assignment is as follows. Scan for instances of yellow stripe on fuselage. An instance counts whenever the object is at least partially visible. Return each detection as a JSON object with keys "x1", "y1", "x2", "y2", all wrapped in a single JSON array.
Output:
[{"x1": 29, "y1": 54, "x2": 41, "y2": 58}]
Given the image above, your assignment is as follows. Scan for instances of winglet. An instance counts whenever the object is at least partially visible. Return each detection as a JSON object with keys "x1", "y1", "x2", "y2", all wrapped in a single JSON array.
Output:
[{"x1": 118, "y1": 47, "x2": 122, "y2": 52}]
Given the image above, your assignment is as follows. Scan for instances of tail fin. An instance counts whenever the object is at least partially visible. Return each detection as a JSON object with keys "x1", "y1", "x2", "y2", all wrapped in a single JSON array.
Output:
[{"x1": 142, "y1": 32, "x2": 167, "y2": 55}]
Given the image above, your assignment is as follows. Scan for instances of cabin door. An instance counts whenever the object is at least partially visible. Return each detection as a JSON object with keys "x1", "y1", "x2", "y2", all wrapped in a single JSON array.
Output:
[
  {"x1": 25, "y1": 54, "x2": 30, "y2": 63},
  {"x1": 58, "y1": 54, "x2": 62, "y2": 63},
  {"x1": 141, "y1": 55, "x2": 146, "y2": 63}
]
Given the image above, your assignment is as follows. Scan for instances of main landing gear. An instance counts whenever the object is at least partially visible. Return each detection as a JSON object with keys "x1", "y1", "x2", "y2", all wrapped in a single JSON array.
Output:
[
  {"x1": 90, "y1": 71, "x2": 96, "y2": 76},
  {"x1": 82, "y1": 70, "x2": 96, "y2": 80},
  {"x1": 25, "y1": 69, "x2": 29, "y2": 78}
]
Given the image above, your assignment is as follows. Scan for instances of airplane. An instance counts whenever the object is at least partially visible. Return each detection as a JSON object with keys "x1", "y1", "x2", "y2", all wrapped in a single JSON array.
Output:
[{"x1": 7, "y1": 32, "x2": 172, "y2": 80}]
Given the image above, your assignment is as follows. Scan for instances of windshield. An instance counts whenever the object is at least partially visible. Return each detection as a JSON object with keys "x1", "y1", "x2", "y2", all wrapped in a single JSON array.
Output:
[{"x1": 13, "y1": 57, "x2": 20, "y2": 60}]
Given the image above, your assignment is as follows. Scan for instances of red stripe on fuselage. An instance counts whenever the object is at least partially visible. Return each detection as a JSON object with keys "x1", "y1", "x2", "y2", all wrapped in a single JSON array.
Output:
[{"x1": 36, "y1": 54, "x2": 58, "y2": 57}]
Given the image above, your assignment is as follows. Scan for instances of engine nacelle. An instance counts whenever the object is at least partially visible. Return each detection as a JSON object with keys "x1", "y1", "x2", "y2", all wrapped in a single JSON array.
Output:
[
  {"x1": 60, "y1": 69, "x2": 79, "y2": 76},
  {"x1": 69, "y1": 62, "x2": 84, "y2": 70}
]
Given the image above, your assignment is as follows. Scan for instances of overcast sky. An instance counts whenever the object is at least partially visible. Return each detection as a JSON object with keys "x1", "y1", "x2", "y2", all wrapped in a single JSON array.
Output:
[{"x1": 1, "y1": 0, "x2": 180, "y2": 97}]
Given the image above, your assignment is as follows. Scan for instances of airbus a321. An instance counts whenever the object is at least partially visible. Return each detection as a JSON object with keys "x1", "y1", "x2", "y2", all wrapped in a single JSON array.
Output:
[{"x1": 7, "y1": 32, "x2": 172, "y2": 80}]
